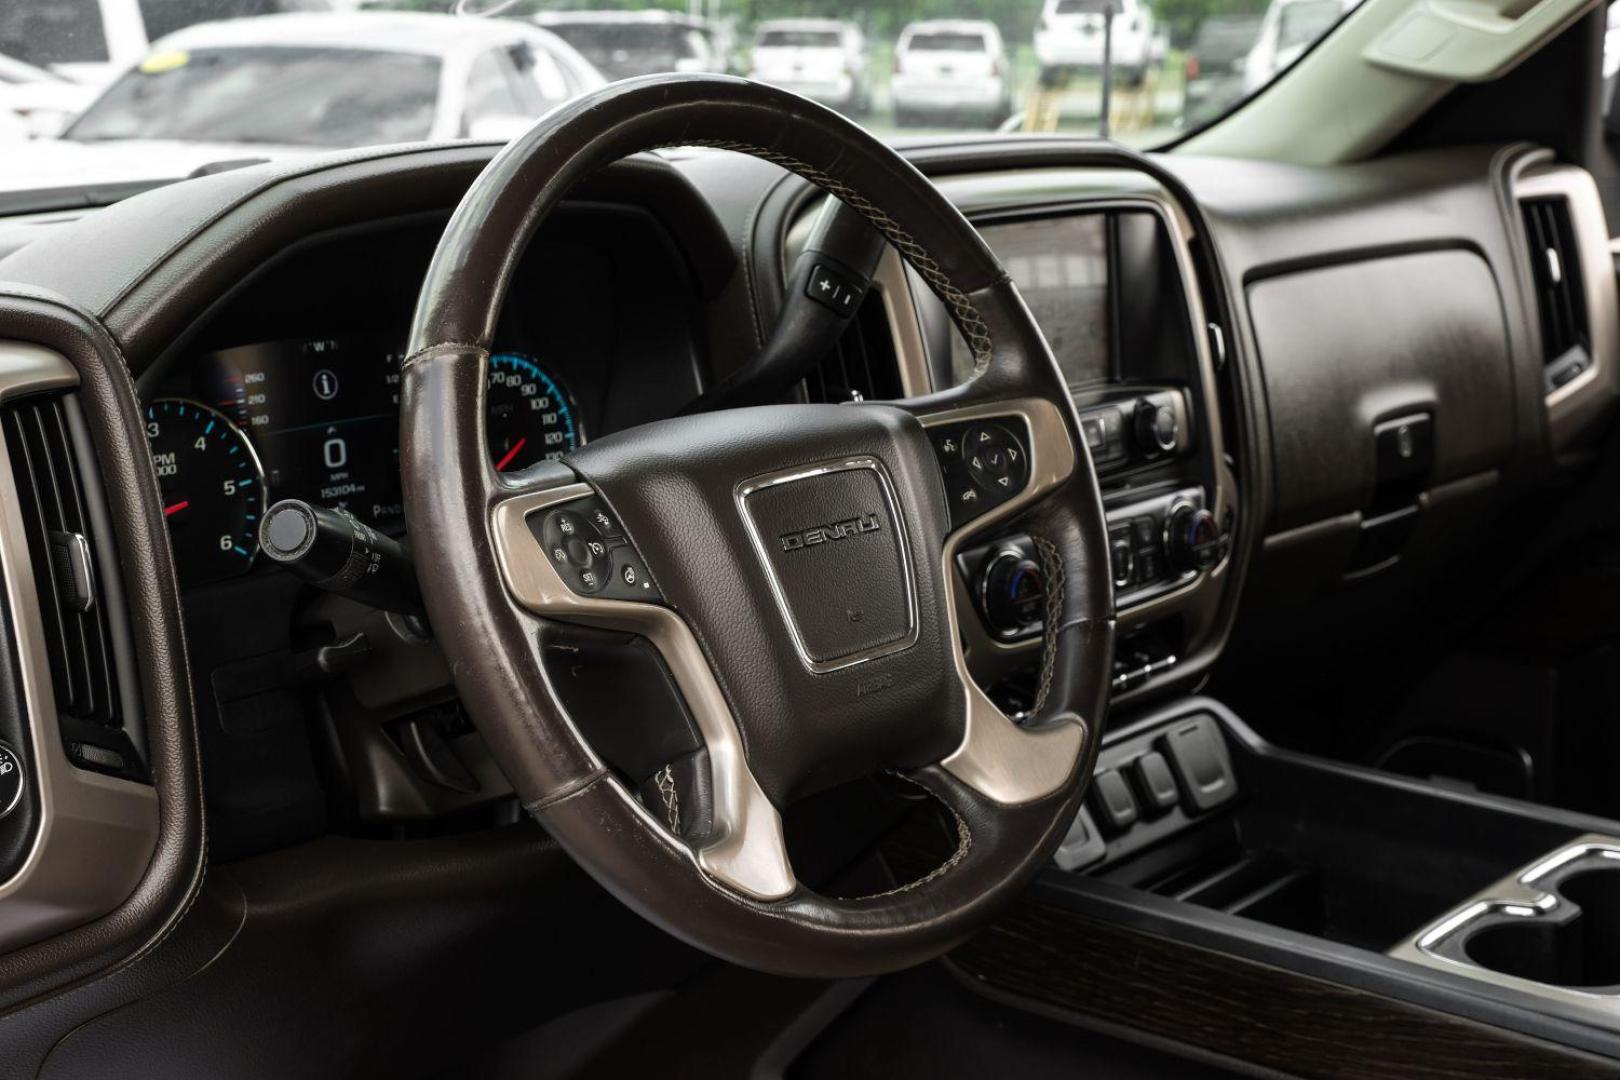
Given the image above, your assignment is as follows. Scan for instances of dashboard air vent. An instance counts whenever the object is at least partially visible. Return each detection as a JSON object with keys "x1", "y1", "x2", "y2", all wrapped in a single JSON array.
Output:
[
  {"x1": 1, "y1": 393, "x2": 143, "y2": 778},
  {"x1": 1520, "y1": 197, "x2": 1590, "y2": 391},
  {"x1": 803, "y1": 292, "x2": 904, "y2": 404}
]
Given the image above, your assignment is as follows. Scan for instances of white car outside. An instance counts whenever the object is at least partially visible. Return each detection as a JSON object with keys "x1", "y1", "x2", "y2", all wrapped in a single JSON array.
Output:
[
  {"x1": 4, "y1": 12, "x2": 604, "y2": 194},
  {"x1": 748, "y1": 19, "x2": 869, "y2": 115},
  {"x1": 0, "y1": 53, "x2": 97, "y2": 137},
  {"x1": 534, "y1": 11, "x2": 725, "y2": 81},
  {"x1": 891, "y1": 20, "x2": 1012, "y2": 127},
  {"x1": 1242, "y1": 0, "x2": 1358, "y2": 93},
  {"x1": 1034, "y1": 0, "x2": 1157, "y2": 86}
]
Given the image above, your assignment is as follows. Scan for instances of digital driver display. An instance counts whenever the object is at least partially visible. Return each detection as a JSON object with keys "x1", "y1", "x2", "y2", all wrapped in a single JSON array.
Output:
[
  {"x1": 952, "y1": 213, "x2": 1112, "y2": 387},
  {"x1": 188, "y1": 336, "x2": 585, "y2": 535},
  {"x1": 197, "y1": 335, "x2": 408, "y2": 524}
]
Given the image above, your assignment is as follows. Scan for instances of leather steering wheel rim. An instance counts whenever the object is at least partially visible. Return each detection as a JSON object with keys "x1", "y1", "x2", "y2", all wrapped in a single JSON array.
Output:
[{"x1": 400, "y1": 74, "x2": 1114, "y2": 978}]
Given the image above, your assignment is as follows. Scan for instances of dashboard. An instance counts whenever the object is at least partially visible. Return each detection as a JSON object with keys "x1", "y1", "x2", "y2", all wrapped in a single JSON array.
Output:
[
  {"x1": 0, "y1": 133, "x2": 1611, "y2": 874},
  {"x1": 136, "y1": 206, "x2": 705, "y2": 587}
]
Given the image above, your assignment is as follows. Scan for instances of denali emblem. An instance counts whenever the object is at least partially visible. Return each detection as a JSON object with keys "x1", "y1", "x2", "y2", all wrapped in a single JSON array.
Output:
[{"x1": 778, "y1": 512, "x2": 881, "y2": 552}]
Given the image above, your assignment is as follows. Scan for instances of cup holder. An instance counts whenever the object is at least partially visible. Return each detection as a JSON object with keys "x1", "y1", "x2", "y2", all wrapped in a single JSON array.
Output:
[
  {"x1": 1392, "y1": 836, "x2": 1620, "y2": 1025},
  {"x1": 1462, "y1": 867, "x2": 1620, "y2": 989}
]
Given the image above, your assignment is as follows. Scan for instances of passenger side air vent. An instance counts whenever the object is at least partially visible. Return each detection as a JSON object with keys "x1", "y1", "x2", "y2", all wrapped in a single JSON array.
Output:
[
  {"x1": 803, "y1": 292, "x2": 904, "y2": 404},
  {"x1": 1, "y1": 393, "x2": 145, "y2": 779},
  {"x1": 1520, "y1": 197, "x2": 1591, "y2": 392}
]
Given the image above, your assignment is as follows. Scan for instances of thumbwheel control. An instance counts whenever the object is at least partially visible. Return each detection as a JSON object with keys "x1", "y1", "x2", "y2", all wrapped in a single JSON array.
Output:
[{"x1": 528, "y1": 495, "x2": 662, "y2": 603}]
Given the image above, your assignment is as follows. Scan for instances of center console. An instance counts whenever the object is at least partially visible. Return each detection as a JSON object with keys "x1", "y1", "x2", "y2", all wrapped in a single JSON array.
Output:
[
  {"x1": 926, "y1": 201, "x2": 1236, "y2": 704},
  {"x1": 941, "y1": 696, "x2": 1620, "y2": 1075}
]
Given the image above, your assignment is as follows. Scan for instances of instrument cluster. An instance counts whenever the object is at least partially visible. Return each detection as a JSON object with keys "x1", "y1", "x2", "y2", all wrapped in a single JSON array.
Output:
[{"x1": 145, "y1": 337, "x2": 582, "y2": 586}]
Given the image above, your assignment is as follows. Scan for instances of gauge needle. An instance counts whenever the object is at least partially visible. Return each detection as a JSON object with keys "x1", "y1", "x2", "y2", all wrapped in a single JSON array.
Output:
[
  {"x1": 164, "y1": 500, "x2": 190, "y2": 517},
  {"x1": 494, "y1": 438, "x2": 526, "y2": 472}
]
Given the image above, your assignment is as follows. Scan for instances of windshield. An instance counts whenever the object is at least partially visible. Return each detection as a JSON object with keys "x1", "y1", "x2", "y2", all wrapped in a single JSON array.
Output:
[
  {"x1": 0, "y1": 0, "x2": 1359, "y2": 197},
  {"x1": 67, "y1": 47, "x2": 441, "y2": 147}
]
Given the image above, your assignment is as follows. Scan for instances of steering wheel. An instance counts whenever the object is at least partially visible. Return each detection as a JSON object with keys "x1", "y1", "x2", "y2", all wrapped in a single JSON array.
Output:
[{"x1": 400, "y1": 75, "x2": 1113, "y2": 978}]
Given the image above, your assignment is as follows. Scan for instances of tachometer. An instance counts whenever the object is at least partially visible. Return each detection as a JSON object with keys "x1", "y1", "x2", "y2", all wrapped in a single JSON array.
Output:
[
  {"x1": 485, "y1": 352, "x2": 581, "y2": 472},
  {"x1": 145, "y1": 398, "x2": 267, "y2": 586}
]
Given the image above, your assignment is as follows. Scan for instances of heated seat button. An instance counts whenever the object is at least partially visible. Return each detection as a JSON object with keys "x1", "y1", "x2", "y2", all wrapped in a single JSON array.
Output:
[
  {"x1": 1131, "y1": 751, "x2": 1180, "y2": 815},
  {"x1": 1090, "y1": 768, "x2": 1138, "y2": 833}
]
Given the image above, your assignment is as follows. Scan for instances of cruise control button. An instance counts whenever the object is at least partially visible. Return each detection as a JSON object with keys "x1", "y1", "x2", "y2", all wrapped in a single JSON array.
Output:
[
  {"x1": 602, "y1": 546, "x2": 662, "y2": 602},
  {"x1": 572, "y1": 498, "x2": 623, "y2": 540}
]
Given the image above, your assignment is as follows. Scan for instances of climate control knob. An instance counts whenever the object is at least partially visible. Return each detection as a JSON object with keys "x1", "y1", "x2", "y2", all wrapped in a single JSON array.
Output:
[
  {"x1": 1166, "y1": 502, "x2": 1222, "y2": 574},
  {"x1": 980, "y1": 549, "x2": 1046, "y2": 637},
  {"x1": 1133, "y1": 398, "x2": 1179, "y2": 457}
]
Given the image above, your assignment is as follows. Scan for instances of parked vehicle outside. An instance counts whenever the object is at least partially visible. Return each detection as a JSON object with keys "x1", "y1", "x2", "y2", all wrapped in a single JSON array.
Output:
[
  {"x1": 1242, "y1": 0, "x2": 1357, "y2": 93},
  {"x1": 747, "y1": 19, "x2": 870, "y2": 116},
  {"x1": 1034, "y1": 0, "x2": 1157, "y2": 88},
  {"x1": 1181, "y1": 15, "x2": 1261, "y2": 127},
  {"x1": 891, "y1": 19, "x2": 1012, "y2": 128},
  {"x1": 0, "y1": 51, "x2": 97, "y2": 136},
  {"x1": 532, "y1": 11, "x2": 724, "y2": 82},
  {"x1": 9, "y1": 12, "x2": 603, "y2": 192}
]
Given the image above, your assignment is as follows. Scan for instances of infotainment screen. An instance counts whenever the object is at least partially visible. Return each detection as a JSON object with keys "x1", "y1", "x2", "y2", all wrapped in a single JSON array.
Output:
[{"x1": 952, "y1": 213, "x2": 1111, "y2": 386}]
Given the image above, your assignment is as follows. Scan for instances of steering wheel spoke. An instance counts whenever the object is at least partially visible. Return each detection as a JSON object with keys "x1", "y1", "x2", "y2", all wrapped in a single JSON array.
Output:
[
  {"x1": 900, "y1": 395, "x2": 1096, "y2": 805},
  {"x1": 491, "y1": 481, "x2": 796, "y2": 901}
]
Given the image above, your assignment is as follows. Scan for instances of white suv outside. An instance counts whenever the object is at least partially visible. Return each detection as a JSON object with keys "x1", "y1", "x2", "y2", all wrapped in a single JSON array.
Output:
[
  {"x1": 1034, "y1": 0, "x2": 1157, "y2": 87},
  {"x1": 748, "y1": 19, "x2": 870, "y2": 115},
  {"x1": 891, "y1": 20, "x2": 1012, "y2": 128}
]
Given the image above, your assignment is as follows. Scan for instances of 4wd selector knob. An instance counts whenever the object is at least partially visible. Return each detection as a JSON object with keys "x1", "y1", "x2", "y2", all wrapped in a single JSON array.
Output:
[
  {"x1": 1165, "y1": 502, "x2": 1221, "y2": 574},
  {"x1": 1133, "y1": 398, "x2": 1178, "y2": 457},
  {"x1": 980, "y1": 549, "x2": 1046, "y2": 637}
]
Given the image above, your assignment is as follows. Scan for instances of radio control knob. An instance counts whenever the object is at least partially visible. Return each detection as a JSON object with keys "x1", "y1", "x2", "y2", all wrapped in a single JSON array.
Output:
[
  {"x1": 1133, "y1": 398, "x2": 1179, "y2": 457},
  {"x1": 980, "y1": 550, "x2": 1046, "y2": 637},
  {"x1": 1165, "y1": 502, "x2": 1221, "y2": 574}
]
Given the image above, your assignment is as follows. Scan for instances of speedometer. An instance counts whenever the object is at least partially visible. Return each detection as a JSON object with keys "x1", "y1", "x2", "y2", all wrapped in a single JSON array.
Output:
[
  {"x1": 145, "y1": 397, "x2": 267, "y2": 586},
  {"x1": 485, "y1": 352, "x2": 581, "y2": 472}
]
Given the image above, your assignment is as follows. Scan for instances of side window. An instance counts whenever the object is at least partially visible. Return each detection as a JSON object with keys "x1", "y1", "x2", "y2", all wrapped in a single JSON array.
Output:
[
  {"x1": 463, "y1": 49, "x2": 523, "y2": 132},
  {"x1": 509, "y1": 43, "x2": 568, "y2": 106},
  {"x1": 0, "y1": 0, "x2": 109, "y2": 66}
]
